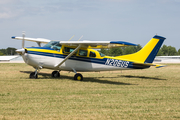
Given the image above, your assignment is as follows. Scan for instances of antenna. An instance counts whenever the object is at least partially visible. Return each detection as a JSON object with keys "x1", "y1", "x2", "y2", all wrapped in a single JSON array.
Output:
[
  {"x1": 78, "y1": 35, "x2": 83, "y2": 41},
  {"x1": 68, "y1": 35, "x2": 75, "y2": 41},
  {"x1": 22, "y1": 31, "x2": 25, "y2": 48}
]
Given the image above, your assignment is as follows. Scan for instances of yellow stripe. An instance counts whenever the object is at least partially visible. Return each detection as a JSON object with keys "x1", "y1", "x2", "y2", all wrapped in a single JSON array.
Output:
[{"x1": 26, "y1": 48, "x2": 61, "y2": 54}]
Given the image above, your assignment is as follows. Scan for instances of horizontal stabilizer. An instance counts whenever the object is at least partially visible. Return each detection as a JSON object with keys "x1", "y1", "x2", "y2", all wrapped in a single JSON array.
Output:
[
  {"x1": 155, "y1": 64, "x2": 166, "y2": 68},
  {"x1": 133, "y1": 62, "x2": 166, "y2": 68}
]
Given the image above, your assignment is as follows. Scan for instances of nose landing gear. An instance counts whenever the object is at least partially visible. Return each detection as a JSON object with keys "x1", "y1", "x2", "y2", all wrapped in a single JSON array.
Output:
[
  {"x1": 29, "y1": 72, "x2": 38, "y2": 79},
  {"x1": 29, "y1": 68, "x2": 39, "y2": 79}
]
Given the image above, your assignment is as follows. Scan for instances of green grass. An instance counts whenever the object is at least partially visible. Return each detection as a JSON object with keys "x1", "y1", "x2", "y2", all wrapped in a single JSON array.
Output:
[{"x1": 0, "y1": 63, "x2": 180, "y2": 119}]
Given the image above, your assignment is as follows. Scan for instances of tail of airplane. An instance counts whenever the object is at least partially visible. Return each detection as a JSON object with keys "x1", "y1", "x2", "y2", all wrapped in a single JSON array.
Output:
[{"x1": 118, "y1": 35, "x2": 166, "y2": 63}]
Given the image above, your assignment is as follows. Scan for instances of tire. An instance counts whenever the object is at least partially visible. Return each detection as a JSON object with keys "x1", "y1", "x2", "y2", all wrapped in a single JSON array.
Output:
[
  {"x1": 29, "y1": 72, "x2": 38, "y2": 79},
  {"x1": 52, "y1": 71, "x2": 60, "y2": 78},
  {"x1": 74, "y1": 73, "x2": 83, "y2": 81}
]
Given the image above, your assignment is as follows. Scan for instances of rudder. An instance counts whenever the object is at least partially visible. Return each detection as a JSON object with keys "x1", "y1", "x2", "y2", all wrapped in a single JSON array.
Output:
[{"x1": 144, "y1": 35, "x2": 166, "y2": 63}]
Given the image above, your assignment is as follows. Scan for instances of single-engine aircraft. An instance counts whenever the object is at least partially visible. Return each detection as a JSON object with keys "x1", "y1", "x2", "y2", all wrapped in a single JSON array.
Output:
[{"x1": 12, "y1": 34, "x2": 166, "y2": 81}]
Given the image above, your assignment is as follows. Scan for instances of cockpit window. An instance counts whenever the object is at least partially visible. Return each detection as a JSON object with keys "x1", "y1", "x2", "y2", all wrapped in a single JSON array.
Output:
[
  {"x1": 43, "y1": 41, "x2": 61, "y2": 51},
  {"x1": 99, "y1": 52, "x2": 105, "y2": 57}
]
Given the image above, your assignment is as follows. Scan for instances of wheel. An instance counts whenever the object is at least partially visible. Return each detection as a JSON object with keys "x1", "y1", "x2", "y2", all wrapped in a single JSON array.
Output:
[
  {"x1": 52, "y1": 71, "x2": 60, "y2": 78},
  {"x1": 29, "y1": 72, "x2": 38, "y2": 79},
  {"x1": 74, "y1": 73, "x2": 83, "y2": 81}
]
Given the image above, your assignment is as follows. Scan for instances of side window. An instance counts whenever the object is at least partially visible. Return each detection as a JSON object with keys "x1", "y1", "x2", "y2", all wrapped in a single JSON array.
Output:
[
  {"x1": 89, "y1": 51, "x2": 96, "y2": 57},
  {"x1": 79, "y1": 50, "x2": 87, "y2": 57},
  {"x1": 64, "y1": 47, "x2": 77, "y2": 55},
  {"x1": 64, "y1": 47, "x2": 75, "y2": 53}
]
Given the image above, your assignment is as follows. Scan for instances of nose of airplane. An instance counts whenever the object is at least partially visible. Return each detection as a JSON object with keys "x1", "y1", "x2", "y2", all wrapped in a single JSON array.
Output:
[{"x1": 16, "y1": 48, "x2": 26, "y2": 55}]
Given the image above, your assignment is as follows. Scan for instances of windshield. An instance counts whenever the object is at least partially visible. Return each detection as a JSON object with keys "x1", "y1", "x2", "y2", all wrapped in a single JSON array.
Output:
[
  {"x1": 98, "y1": 51, "x2": 106, "y2": 57},
  {"x1": 43, "y1": 41, "x2": 61, "y2": 51}
]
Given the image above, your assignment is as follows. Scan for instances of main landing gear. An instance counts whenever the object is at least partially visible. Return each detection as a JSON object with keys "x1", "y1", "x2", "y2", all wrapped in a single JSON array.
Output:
[
  {"x1": 74, "y1": 73, "x2": 83, "y2": 81},
  {"x1": 72, "y1": 68, "x2": 83, "y2": 81},
  {"x1": 52, "y1": 71, "x2": 60, "y2": 78}
]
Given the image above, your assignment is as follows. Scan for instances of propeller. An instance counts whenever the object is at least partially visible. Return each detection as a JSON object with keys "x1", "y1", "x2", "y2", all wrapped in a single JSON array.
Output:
[
  {"x1": 22, "y1": 31, "x2": 25, "y2": 48},
  {"x1": 16, "y1": 31, "x2": 26, "y2": 55}
]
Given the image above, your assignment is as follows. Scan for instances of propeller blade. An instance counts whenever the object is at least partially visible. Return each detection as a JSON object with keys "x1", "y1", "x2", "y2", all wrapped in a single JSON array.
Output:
[{"x1": 22, "y1": 31, "x2": 25, "y2": 48}]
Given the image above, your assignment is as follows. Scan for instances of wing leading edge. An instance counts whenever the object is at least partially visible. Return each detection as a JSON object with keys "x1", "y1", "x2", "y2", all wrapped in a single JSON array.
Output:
[
  {"x1": 12, "y1": 36, "x2": 51, "y2": 44},
  {"x1": 59, "y1": 40, "x2": 138, "y2": 49}
]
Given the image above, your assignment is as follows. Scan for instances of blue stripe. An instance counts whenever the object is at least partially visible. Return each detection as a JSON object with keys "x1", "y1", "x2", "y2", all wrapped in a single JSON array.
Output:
[{"x1": 110, "y1": 41, "x2": 137, "y2": 46}]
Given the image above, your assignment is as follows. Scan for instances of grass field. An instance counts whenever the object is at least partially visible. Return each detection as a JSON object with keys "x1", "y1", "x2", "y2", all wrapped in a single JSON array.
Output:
[{"x1": 0, "y1": 63, "x2": 180, "y2": 120}]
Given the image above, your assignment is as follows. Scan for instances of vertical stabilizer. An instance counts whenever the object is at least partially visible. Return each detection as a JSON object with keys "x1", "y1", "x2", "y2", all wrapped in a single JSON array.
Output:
[{"x1": 118, "y1": 35, "x2": 166, "y2": 63}]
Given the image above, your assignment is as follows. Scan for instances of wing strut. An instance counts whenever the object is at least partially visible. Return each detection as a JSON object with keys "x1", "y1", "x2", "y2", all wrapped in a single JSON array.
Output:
[
  {"x1": 54, "y1": 44, "x2": 82, "y2": 68},
  {"x1": 37, "y1": 42, "x2": 41, "y2": 47}
]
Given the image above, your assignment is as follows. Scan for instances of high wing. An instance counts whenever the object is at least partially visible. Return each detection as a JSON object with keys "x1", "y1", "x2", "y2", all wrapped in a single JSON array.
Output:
[
  {"x1": 12, "y1": 36, "x2": 137, "y2": 48},
  {"x1": 59, "y1": 40, "x2": 138, "y2": 49},
  {"x1": 12, "y1": 36, "x2": 51, "y2": 47},
  {"x1": 12, "y1": 36, "x2": 51, "y2": 43}
]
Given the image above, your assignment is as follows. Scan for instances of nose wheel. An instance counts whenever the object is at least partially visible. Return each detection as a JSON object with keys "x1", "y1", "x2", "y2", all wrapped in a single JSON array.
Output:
[
  {"x1": 30, "y1": 72, "x2": 38, "y2": 79},
  {"x1": 74, "y1": 73, "x2": 83, "y2": 81},
  {"x1": 29, "y1": 67, "x2": 41, "y2": 79}
]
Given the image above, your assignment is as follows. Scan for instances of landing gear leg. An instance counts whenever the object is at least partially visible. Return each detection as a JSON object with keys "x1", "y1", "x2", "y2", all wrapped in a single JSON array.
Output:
[
  {"x1": 52, "y1": 70, "x2": 60, "y2": 78},
  {"x1": 72, "y1": 68, "x2": 83, "y2": 81},
  {"x1": 29, "y1": 68, "x2": 39, "y2": 79}
]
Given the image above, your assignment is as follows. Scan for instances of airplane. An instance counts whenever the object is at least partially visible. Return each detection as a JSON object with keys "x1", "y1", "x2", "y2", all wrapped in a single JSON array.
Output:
[{"x1": 12, "y1": 34, "x2": 166, "y2": 81}]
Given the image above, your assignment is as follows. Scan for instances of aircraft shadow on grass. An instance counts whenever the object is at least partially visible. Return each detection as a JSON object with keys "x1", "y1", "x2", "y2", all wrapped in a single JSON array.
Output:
[
  {"x1": 20, "y1": 71, "x2": 135, "y2": 85},
  {"x1": 119, "y1": 75, "x2": 167, "y2": 81}
]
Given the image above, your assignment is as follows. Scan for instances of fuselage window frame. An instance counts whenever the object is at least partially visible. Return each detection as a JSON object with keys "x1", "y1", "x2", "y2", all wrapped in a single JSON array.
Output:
[
  {"x1": 63, "y1": 47, "x2": 77, "y2": 55},
  {"x1": 79, "y1": 50, "x2": 88, "y2": 57}
]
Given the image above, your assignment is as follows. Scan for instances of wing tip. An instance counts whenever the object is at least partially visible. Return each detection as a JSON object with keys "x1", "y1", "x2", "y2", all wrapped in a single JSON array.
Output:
[
  {"x1": 12, "y1": 36, "x2": 16, "y2": 39},
  {"x1": 110, "y1": 41, "x2": 138, "y2": 46}
]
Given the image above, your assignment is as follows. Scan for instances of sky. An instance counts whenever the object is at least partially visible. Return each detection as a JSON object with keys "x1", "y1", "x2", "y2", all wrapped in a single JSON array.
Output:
[{"x1": 0, "y1": 0, "x2": 180, "y2": 50}]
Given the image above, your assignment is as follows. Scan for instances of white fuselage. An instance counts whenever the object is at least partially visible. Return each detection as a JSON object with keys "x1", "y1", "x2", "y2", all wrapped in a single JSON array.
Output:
[{"x1": 22, "y1": 53, "x2": 131, "y2": 72}]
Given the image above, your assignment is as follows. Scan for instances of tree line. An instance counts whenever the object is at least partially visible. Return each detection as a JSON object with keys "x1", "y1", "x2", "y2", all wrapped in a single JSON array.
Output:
[
  {"x1": 0, "y1": 47, "x2": 17, "y2": 55},
  {"x1": 99, "y1": 45, "x2": 180, "y2": 56},
  {"x1": 0, "y1": 44, "x2": 180, "y2": 56}
]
